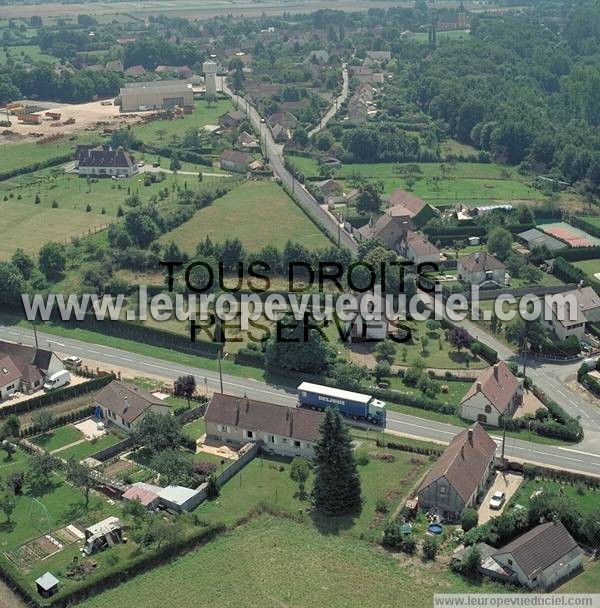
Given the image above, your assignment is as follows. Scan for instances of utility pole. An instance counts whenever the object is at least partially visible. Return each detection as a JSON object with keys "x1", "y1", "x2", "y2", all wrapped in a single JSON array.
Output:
[
  {"x1": 32, "y1": 323, "x2": 39, "y2": 348},
  {"x1": 218, "y1": 348, "x2": 224, "y2": 394},
  {"x1": 501, "y1": 417, "x2": 506, "y2": 461}
]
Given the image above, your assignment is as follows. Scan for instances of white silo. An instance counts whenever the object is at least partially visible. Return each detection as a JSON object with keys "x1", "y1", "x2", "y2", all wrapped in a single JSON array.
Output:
[{"x1": 203, "y1": 61, "x2": 217, "y2": 96}]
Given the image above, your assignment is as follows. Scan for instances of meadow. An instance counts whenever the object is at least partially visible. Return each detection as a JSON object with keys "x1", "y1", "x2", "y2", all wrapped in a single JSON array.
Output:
[
  {"x1": 0, "y1": 44, "x2": 59, "y2": 64},
  {"x1": 78, "y1": 515, "x2": 508, "y2": 608},
  {"x1": 291, "y1": 158, "x2": 545, "y2": 206},
  {"x1": 572, "y1": 259, "x2": 600, "y2": 281},
  {"x1": 161, "y1": 180, "x2": 332, "y2": 253}
]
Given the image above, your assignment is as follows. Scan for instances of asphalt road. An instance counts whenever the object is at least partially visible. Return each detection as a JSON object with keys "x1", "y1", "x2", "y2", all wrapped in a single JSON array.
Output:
[
  {"x1": 2, "y1": 324, "x2": 599, "y2": 477},
  {"x1": 308, "y1": 65, "x2": 349, "y2": 138}
]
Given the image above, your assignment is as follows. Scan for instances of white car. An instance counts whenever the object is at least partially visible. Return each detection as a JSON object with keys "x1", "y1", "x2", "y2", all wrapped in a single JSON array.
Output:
[
  {"x1": 489, "y1": 491, "x2": 506, "y2": 510},
  {"x1": 63, "y1": 355, "x2": 82, "y2": 368},
  {"x1": 138, "y1": 161, "x2": 145, "y2": 167}
]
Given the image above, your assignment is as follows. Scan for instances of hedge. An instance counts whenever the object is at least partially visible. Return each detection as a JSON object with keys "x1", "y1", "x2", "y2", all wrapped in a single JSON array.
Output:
[
  {"x1": 523, "y1": 463, "x2": 600, "y2": 489},
  {"x1": 470, "y1": 340, "x2": 498, "y2": 364},
  {"x1": 424, "y1": 223, "x2": 534, "y2": 239},
  {"x1": 555, "y1": 245, "x2": 600, "y2": 262},
  {"x1": 376, "y1": 439, "x2": 443, "y2": 456},
  {"x1": 19, "y1": 405, "x2": 95, "y2": 438},
  {"x1": 0, "y1": 374, "x2": 115, "y2": 419},
  {"x1": 0, "y1": 153, "x2": 73, "y2": 182},
  {"x1": 570, "y1": 216, "x2": 600, "y2": 241},
  {"x1": 554, "y1": 257, "x2": 600, "y2": 295},
  {"x1": 580, "y1": 373, "x2": 600, "y2": 398}
]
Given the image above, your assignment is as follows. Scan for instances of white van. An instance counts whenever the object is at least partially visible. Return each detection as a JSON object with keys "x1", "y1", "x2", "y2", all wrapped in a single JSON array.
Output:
[{"x1": 43, "y1": 370, "x2": 71, "y2": 391}]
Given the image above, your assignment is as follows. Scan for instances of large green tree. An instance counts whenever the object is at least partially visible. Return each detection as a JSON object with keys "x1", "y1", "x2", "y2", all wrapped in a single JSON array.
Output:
[{"x1": 312, "y1": 408, "x2": 362, "y2": 516}]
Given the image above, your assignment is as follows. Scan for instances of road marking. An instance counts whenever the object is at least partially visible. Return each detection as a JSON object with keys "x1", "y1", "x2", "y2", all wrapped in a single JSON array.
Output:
[{"x1": 558, "y1": 447, "x2": 600, "y2": 459}]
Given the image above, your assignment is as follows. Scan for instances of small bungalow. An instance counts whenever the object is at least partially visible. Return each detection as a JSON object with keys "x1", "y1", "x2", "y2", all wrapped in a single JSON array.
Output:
[
  {"x1": 219, "y1": 110, "x2": 245, "y2": 129},
  {"x1": 219, "y1": 149, "x2": 251, "y2": 173},
  {"x1": 399, "y1": 231, "x2": 442, "y2": 267}
]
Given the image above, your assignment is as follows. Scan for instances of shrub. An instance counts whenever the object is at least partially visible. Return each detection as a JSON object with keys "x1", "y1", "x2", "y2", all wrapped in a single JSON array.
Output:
[
  {"x1": 375, "y1": 497, "x2": 389, "y2": 514},
  {"x1": 460, "y1": 508, "x2": 478, "y2": 532},
  {"x1": 421, "y1": 536, "x2": 438, "y2": 561}
]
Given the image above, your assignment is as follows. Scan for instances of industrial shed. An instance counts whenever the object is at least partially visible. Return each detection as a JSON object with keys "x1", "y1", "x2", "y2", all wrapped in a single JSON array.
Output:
[
  {"x1": 517, "y1": 228, "x2": 565, "y2": 253},
  {"x1": 120, "y1": 80, "x2": 194, "y2": 112}
]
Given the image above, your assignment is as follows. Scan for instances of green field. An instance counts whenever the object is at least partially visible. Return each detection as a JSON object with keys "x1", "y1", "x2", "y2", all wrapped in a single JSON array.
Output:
[
  {"x1": 30, "y1": 425, "x2": 83, "y2": 452},
  {"x1": 578, "y1": 216, "x2": 600, "y2": 229},
  {"x1": 559, "y1": 560, "x2": 600, "y2": 593},
  {"x1": 78, "y1": 515, "x2": 508, "y2": 608},
  {"x1": 183, "y1": 417, "x2": 206, "y2": 441},
  {"x1": 0, "y1": 44, "x2": 59, "y2": 64},
  {"x1": 162, "y1": 180, "x2": 331, "y2": 253},
  {"x1": 573, "y1": 259, "x2": 600, "y2": 281},
  {"x1": 407, "y1": 30, "x2": 471, "y2": 43},
  {"x1": 131, "y1": 99, "x2": 234, "y2": 144},
  {"x1": 291, "y1": 159, "x2": 545, "y2": 206}
]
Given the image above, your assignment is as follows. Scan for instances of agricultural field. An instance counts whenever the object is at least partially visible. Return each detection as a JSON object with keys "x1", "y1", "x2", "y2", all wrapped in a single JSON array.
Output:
[
  {"x1": 131, "y1": 99, "x2": 234, "y2": 144},
  {"x1": 290, "y1": 158, "x2": 546, "y2": 206},
  {"x1": 78, "y1": 515, "x2": 508, "y2": 608},
  {"x1": 161, "y1": 180, "x2": 332, "y2": 253}
]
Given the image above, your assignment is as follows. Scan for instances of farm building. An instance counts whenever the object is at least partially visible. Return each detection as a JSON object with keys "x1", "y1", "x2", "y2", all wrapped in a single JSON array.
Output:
[
  {"x1": 416, "y1": 423, "x2": 496, "y2": 521},
  {"x1": 35, "y1": 572, "x2": 59, "y2": 598},
  {"x1": 517, "y1": 228, "x2": 565, "y2": 253},
  {"x1": 205, "y1": 393, "x2": 324, "y2": 459},
  {"x1": 220, "y1": 149, "x2": 251, "y2": 173},
  {"x1": 0, "y1": 341, "x2": 64, "y2": 400},
  {"x1": 83, "y1": 517, "x2": 123, "y2": 555},
  {"x1": 120, "y1": 80, "x2": 194, "y2": 112},
  {"x1": 123, "y1": 482, "x2": 203, "y2": 512},
  {"x1": 460, "y1": 362, "x2": 523, "y2": 427},
  {"x1": 387, "y1": 188, "x2": 438, "y2": 229},
  {"x1": 94, "y1": 380, "x2": 171, "y2": 433},
  {"x1": 122, "y1": 482, "x2": 161, "y2": 509}
]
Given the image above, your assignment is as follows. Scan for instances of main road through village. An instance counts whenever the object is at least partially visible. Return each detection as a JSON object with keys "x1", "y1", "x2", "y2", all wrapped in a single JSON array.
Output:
[{"x1": 1, "y1": 324, "x2": 599, "y2": 478}]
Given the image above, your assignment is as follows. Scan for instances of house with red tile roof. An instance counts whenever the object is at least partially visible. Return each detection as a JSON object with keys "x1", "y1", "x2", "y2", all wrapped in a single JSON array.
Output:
[
  {"x1": 416, "y1": 423, "x2": 496, "y2": 521},
  {"x1": 460, "y1": 362, "x2": 523, "y2": 427},
  {"x1": 399, "y1": 230, "x2": 442, "y2": 266},
  {"x1": 387, "y1": 188, "x2": 438, "y2": 228}
]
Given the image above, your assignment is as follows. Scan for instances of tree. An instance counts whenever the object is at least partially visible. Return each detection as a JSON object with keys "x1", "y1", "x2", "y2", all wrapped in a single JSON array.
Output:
[
  {"x1": 1, "y1": 440, "x2": 16, "y2": 460},
  {"x1": 0, "y1": 492, "x2": 15, "y2": 523},
  {"x1": 0, "y1": 261, "x2": 25, "y2": 306},
  {"x1": 447, "y1": 327, "x2": 472, "y2": 352},
  {"x1": 421, "y1": 536, "x2": 438, "y2": 561},
  {"x1": 38, "y1": 242, "x2": 66, "y2": 280},
  {"x1": 206, "y1": 474, "x2": 220, "y2": 498},
  {"x1": 420, "y1": 335, "x2": 429, "y2": 354},
  {"x1": 487, "y1": 226, "x2": 512, "y2": 261},
  {"x1": 169, "y1": 152, "x2": 181, "y2": 173},
  {"x1": 461, "y1": 545, "x2": 482, "y2": 576},
  {"x1": 290, "y1": 457, "x2": 310, "y2": 499},
  {"x1": 151, "y1": 449, "x2": 193, "y2": 486},
  {"x1": 133, "y1": 412, "x2": 181, "y2": 453},
  {"x1": 356, "y1": 183, "x2": 382, "y2": 215},
  {"x1": 11, "y1": 249, "x2": 34, "y2": 280},
  {"x1": 461, "y1": 507, "x2": 478, "y2": 532},
  {"x1": 27, "y1": 452, "x2": 58, "y2": 491},
  {"x1": 374, "y1": 361, "x2": 391, "y2": 382},
  {"x1": 173, "y1": 375, "x2": 196, "y2": 406},
  {"x1": 329, "y1": 361, "x2": 367, "y2": 392},
  {"x1": 375, "y1": 340, "x2": 396, "y2": 364},
  {"x1": 65, "y1": 459, "x2": 95, "y2": 508},
  {"x1": 313, "y1": 408, "x2": 362, "y2": 516},
  {"x1": 31, "y1": 409, "x2": 55, "y2": 435}
]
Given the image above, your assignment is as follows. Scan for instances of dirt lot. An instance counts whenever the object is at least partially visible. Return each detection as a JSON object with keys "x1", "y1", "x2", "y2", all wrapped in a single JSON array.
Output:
[
  {"x1": 514, "y1": 389, "x2": 546, "y2": 419},
  {"x1": 0, "y1": 100, "x2": 142, "y2": 143}
]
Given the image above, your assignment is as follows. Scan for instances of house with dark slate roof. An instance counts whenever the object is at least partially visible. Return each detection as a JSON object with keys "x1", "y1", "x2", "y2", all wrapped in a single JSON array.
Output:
[
  {"x1": 205, "y1": 393, "x2": 324, "y2": 459},
  {"x1": 0, "y1": 341, "x2": 64, "y2": 400},
  {"x1": 483, "y1": 521, "x2": 583, "y2": 589},
  {"x1": 94, "y1": 380, "x2": 171, "y2": 432},
  {"x1": 75, "y1": 145, "x2": 138, "y2": 178},
  {"x1": 416, "y1": 423, "x2": 496, "y2": 521},
  {"x1": 457, "y1": 251, "x2": 505, "y2": 287}
]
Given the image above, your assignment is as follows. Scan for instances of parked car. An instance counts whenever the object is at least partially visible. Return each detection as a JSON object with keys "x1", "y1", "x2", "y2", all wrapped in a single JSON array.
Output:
[
  {"x1": 43, "y1": 370, "x2": 71, "y2": 391},
  {"x1": 489, "y1": 490, "x2": 506, "y2": 510},
  {"x1": 63, "y1": 355, "x2": 82, "y2": 368},
  {"x1": 138, "y1": 161, "x2": 145, "y2": 167}
]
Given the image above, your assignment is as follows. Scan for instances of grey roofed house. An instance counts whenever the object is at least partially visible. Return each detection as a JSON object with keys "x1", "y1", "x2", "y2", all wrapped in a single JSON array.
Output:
[
  {"x1": 366, "y1": 50, "x2": 391, "y2": 61},
  {"x1": 220, "y1": 148, "x2": 252, "y2": 172},
  {"x1": 219, "y1": 109, "x2": 245, "y2": 129},
  {"x1": 267, "y1": 111, "x2": 299, "y2": 130},
  {"x1": 94, "y1": 380, "x2": 171, "y2": 428},
  {"x1": 459, "y1": 251, "x2": 505, "y2": 273},
  {"x1": 206, "y1": 393, "x2": 323, "y2": 443},
  {"x1": 271, "y1": 123, "x2": 291, "y2": 142},
  {"x1": 76, "y1": 145, "x2": 135, "y2": 170},
  {"x1": 238, "y1": 130, "x2": 258, "y2": 148},
  {"x1": 518, "y1": 228, "x2": 565, "y2": 253}
]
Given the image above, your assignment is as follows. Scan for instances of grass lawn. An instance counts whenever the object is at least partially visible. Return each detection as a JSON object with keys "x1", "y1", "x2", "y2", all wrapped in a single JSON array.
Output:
[
  {"x1": 578, "y1": 216, "x2": 600, "y2": 230},
  {"x1": 58, "y1": 433, "x2": 121, "y2": 461},
  {"x1": 384, "y1": 376, "x2": 472, "y2": 406},
  {"x1": 0, "y1": 44, "x2": 59, "y2": 64},
  {"x1": 161, "y1": 180, "x2": 331, "y2": 253},
  {"x1": 573, "y1": 259, "x2": 600, "y2": 281},
  {"x1": 559, "y1": 560, "x2": 600, "y2": 593},
  {"x1": 197, "y1": 447, "x2": 430, "y2": 541},
  {"x1": 131, "y1": 99, "x2": 234, "y2": 143},
  {"x1": 510, "y1": 478, "x2": 600, "y2": 516},
  {"x1": 78, "y1": 515, "x2": 509, "y2": 608},
  {"x1": 183, "y1": 417, "x2": 206, "y2": 441},
  {"x1": 30, "y1": 425, "x2": 83, "y2": 452},
  {"x1": 292, "y1": 159, "x2": 545, "y2": 206}
]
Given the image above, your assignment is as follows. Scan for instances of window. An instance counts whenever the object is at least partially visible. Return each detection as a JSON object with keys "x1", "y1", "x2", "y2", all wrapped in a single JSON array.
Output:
[
  {"x1": 282, "y1": 438, "x2": 287, "y2": 443},
  {"x1": 477, "y1": 414, "x2": 487, "y2": 423},
  {"x1": 294, "y1": 440, "x2": 301, "y2": 448},
  {"x1": 439, "y1": 486, "x2": 447, "y2": 495},
  {"x1": 218, "y1": 424, "x2": 229, "y2": 433},
  {"x1": 268, "y1": 435, "x2": 275, "y2": 443},
  {"x1": 508, "y1": 559, "x2": 513, "y2": 566},
  {"x1": 484, "y1": 404, "x2": 492, "y2": 414},
  {"x1": 246, "y1": 430, "x2": 254, "y2": 439}
]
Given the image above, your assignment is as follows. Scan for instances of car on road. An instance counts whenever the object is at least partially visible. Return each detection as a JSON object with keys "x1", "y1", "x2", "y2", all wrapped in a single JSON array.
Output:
[
  {"x1": 63, "y1": 356, "x2": 82, "y2": 368},
  {"x1": 489, "y1": 490, "x2": 506, "y2": 510},
  {"x1": 138, "y1": 161, "x2": 145, "y2": 167}
]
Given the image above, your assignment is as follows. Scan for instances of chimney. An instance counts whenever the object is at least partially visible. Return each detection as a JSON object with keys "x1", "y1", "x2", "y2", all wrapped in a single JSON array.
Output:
[
  {"x1": 476, "y1": 381, "x2": 482, "y2": 392},
  {"x1": 235, "y1": 399, "x2": 241, "y2": 426},
  {"x1": 475, "y1": 252, "x2": 480, "y2": 263},
  {"x1": 493, "y1": 364, "x2": 499, "y2": 381},
  {"x1": 123, "y1": 395, "x2": 129, "y2": 412},
  {"x1": 468, "y1": 427, "x2": 473, "y2": 446},
  {"x1": 245, "y1": 396, "x2": 250, "y2": 412}
]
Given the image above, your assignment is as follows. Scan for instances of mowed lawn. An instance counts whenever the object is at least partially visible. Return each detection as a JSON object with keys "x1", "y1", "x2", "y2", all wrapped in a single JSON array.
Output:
[
  {"x1": 30, "y1": 425, "x2": 83, "y2": 452},
  {"x1": 78, "y1": 516, "x2": 508, "y2": 608},
  {"x1": 291, "y1": 159, "x2": 544, "y2": 205},
  {"x1": 162, "y1": 180, "x2": 331, "y2": 253},
  {"x1": 573, "y1": 259, "x2": 600, "y2": 280},
  {"x1": 131, "y1": 99, "x2": 235, "y2": 143}
]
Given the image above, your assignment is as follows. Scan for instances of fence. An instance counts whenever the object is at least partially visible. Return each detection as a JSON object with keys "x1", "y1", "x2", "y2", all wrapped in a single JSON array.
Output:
[
  {"x1": 91, "y1": 437, "x2": 135, "y2": 463},
  {"x1": 176, "y1": 404, "x2": 207, "y2": 424}
]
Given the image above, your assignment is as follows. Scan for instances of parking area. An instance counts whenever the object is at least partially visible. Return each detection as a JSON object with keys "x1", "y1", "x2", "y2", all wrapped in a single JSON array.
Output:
[{"x1": 478, "y1": 472, "x2": 523, "y2": 524}]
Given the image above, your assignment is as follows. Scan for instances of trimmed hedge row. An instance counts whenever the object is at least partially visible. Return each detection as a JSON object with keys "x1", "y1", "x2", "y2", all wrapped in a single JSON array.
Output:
[
  {"x1": 19, "y1": 406, "x2": 95, "y2": 438},
  {"x1": 523, "y1": 463, "x2": 600, "y2": 489},
  {"x1": 555, "y1": 244, "x2": 600, "y2": 262},
  {"x1": 376, "y1": 440, "x2": 443, "y2": 456},
  {"x1": 554, "y1": 257, "x2": 600, "y2": 295},
  {"x1": 569, "y1": 217, "x2": 600, "y2": 242},
  {"x1": 0, "y1": 374, "x2": 115, "y2": 418},
  {"x1": 425, "y1": 222, "x2": 534, "y2": 239},
  {"x1": 0, "y1": 153, "x2": 73, "y2": 182}
]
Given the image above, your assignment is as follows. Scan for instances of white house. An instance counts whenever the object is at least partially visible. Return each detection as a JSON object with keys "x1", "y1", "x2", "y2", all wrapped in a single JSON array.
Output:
[
  {"x1": 457, "y1": 252, "x2": 505, "y2": 287},
  {"x1": 545, "y1": 286, "x2": 600, "y2": 341},
  {"x1": 94, "y1": 380, "x2": 171, "y2": 432},
  {"x1": 399, "y1": 230, "x2": 442, "y2": 267},
  {"x1": 490, "y1": 521, "x2": 583, "y2": 590},
  {"x1": 75, "y1": 145, "x2": 138, "y2": 178},
  {"x1": 460, "y1": 362, "x2": 523, "y2": 427}
]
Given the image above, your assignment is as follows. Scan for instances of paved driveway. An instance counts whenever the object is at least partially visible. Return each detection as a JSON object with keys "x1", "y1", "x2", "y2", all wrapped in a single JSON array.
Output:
[{"x1": 478, "y1": 472, "x2": 524, "y2": 524}]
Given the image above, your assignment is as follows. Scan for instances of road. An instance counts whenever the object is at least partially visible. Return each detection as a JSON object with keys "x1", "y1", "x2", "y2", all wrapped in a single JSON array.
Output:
[
  {"x1": 2, "y1": 324, "x2": 600, "y2": 477},
  {"x1": 308, "y1": 64, "x2": 349, "y2": 138},
  {"x1": 222, "y1": 78, "x2": 358, "y2": 252}
]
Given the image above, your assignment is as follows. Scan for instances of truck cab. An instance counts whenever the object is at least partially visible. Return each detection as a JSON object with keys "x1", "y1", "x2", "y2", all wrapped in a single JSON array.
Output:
[{"x1": 368, "y1": 398, "x2": 386, "y2": 425}]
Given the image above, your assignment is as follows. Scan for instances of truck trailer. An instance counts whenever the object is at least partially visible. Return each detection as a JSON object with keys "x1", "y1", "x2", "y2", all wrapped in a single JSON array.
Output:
[{"x1": 297, "y1": 382, "x2": 386, "y2": 425}]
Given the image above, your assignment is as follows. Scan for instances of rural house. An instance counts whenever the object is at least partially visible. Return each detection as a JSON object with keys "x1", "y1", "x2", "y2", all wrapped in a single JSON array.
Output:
[
  {"x1": 75, "y1": 145, "x2": 138, "y2": 178},
  {"x1": 219, "y1": 149, "x2": 251, "y2": 173},
  {"x1": 399, "y1": 231, "x2": 442, "y2": 267},
  {"x1": 238, "y1": 130, "x2": 259, "y2": 149},
  {"x1": 205, "y1": 393, "x2": 324, "y2": 459},
  {"x1": 267, "y1": 111, "x2": 299, "y2": 130},
  {"x1": 94, "y1": 380, "x2": 171, "y2": 432},
  {"x1": 357, "y1": 207, "x2": 413, "y2": 249},
  {"x1": 545, "y1": 285, "x2": 600, "y2": 341},
  {"x1": 0, "y1": 341, "x2": 64, "y2": 400},
  {"x1": 457, "y1": 251, "x2": 506, "y2": 287},
  {"x1": 482, "y1": 521, "x2": 583, "y2": 589},
  {"x1": 315, "y1": 179, "x2": 344, "y2": 204},
  {"x1": 460, "y1": 362, "x2": 523, "y2": 427},
  {"x1": 387, "y1": 188, "x2": 438, "y2": 229},
  {"x1": 219, "y1": 110, "x2": 245, "y2": 129},
  {"x1": 416, "y1": 423, "x2": 496, "y2": 521},
  {"x1": 271, "y1": 123, "x2": 291, "y2": 143}
]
